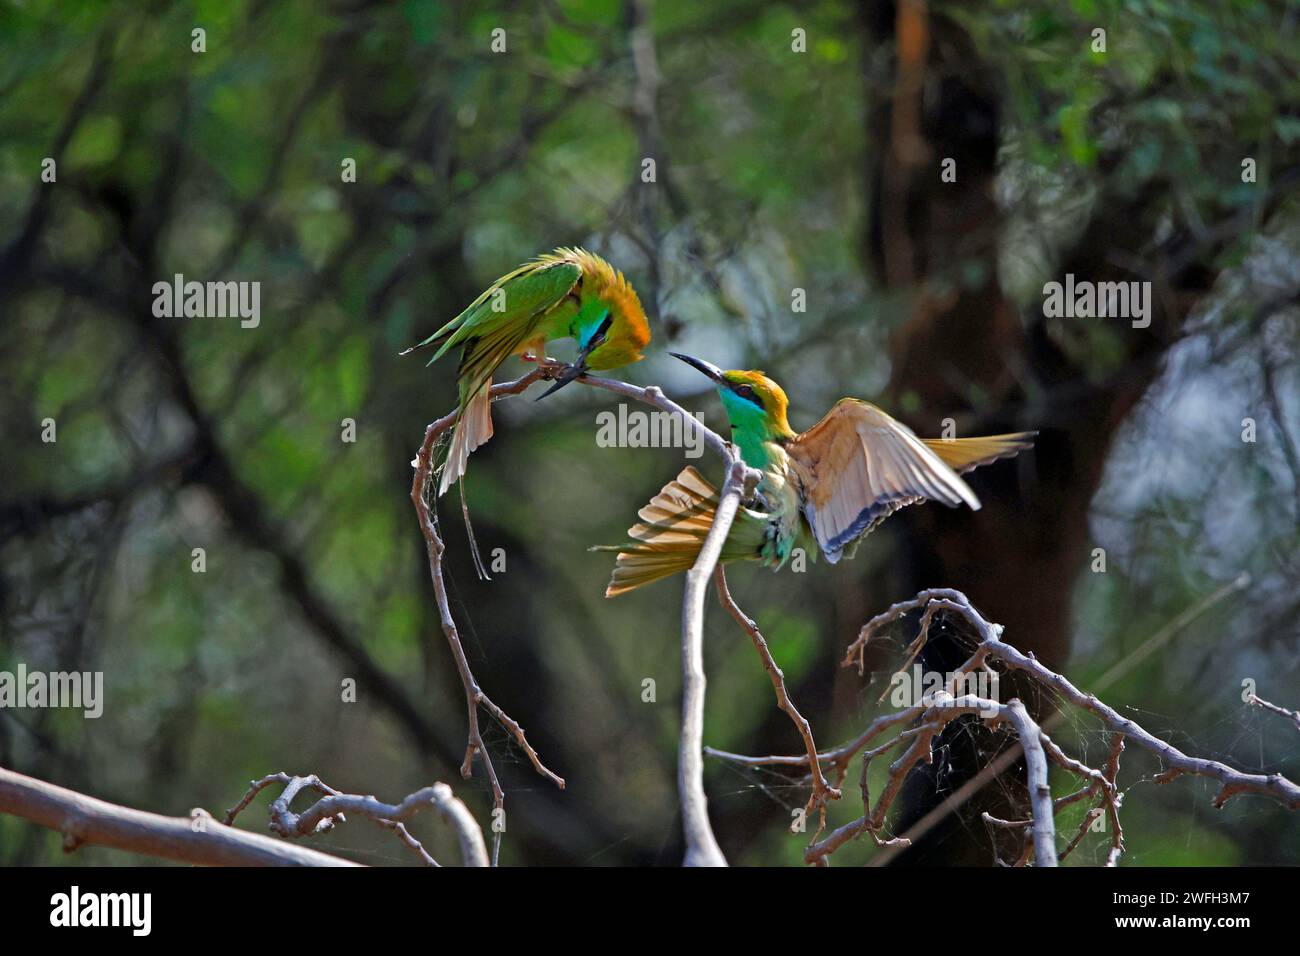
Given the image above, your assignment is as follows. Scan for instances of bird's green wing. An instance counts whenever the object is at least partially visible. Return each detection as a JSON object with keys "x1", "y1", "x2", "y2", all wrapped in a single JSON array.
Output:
[
  {"x1": 410, "y1": 257, "x2": 582, "y2": 365},
  {"x1": 455, "y1": 321, "x2": 539, "y2": 403}
]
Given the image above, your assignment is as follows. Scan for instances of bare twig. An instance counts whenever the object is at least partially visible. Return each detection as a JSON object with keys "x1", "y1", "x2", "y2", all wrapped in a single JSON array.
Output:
[
  {"x1": 662, "y1": 402, "x2": 764, "y2": 867},
  {"x1": 0, "y1": 766, "x2": 356, "y2": 866},
  {"x1": 714, "y1": 566, "x2": 840, "y2": 838},
  {"x1": 1246, "y1": 692, "x2": 1300, "y2": 732},
  {"x1": 1004, "y1": 699, "x2": 1055, "y2": 867},
  {"x1": 847, "y1": 589, "x2": 1300, "y2": 811},
  {"x1": 410, "y1": 368, "x2": 565, "y2": 865},
  {"x1": 224, "y1": 771, "x2": 488, "y2": 867},
  {"x1": 576, "y1": 373, "x2": 732, "y2": 460},
  {"x1": 715, "y1": 587, "x2": 1300, "y2": 865},
  {"x1": 867, "y1": 575, "x2": 1249, "y2": 865},
  {"x1": 678, "y1": 459, "x2": 755, "y2": 867},
  {"x1": 802, "y1": 691, "x2": 1056, "y2": 866},
  {"x1": 1102, "y1": 734, "x2": 1126, "y2": 866},
  {"x1": 412, "y1": 363, "x2": 747, "y2": 867},
  {"x1": 549, "y1": 370, "x2": 755, "y2": 865}
]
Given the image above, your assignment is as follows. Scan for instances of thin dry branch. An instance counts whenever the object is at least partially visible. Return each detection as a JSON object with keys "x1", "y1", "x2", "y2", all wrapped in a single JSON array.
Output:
[
  {"x1": 1102, "y1": 735, "x2": 1126, "y2": 866},
  {"x1": 849, "y1": 590, "x2": 1300, "y2": 810},
  {"x1": 411, "y1": 362, "x2": 752, "y2": 867},
  {"x1": 410, "y1": 367, "x2": 565, "y2": 862},
  {"x1": 671, "y1": 426, "x2": 762, "y2": 866},
  {"x1": 714, "y1": 566, "x2": 840, "y2": 837},
  {"x1": 676, "y1": 464, "x2": 743, "y2": 867},
  {"x1": 225, "y1": 771, "x2": 488, "y2": 867},
  {"x1": 867, "y1": 576, "x2": 1248, "y2": 866},
  {"x1": 802, "y1": 691, "x2": 1057, "y2": 866},
  {"x1": 554, "y1": 369, "x2": 760, "y2": 867},
  {"x1": 1246, "y1": 692, "x2": 1300, "y2": 732},
  {"x1": 713, "y1": 587, "x2": 1300, "y2": 865},
  {"x1": 1004, "y1": 699, "x2": 1056, "y2": 867},
  {"x1": 0, "y1": 766, "x2": 355, "y2": 866}
]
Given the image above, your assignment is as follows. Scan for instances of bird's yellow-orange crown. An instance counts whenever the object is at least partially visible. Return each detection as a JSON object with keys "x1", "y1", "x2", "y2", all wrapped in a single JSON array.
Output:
[
  {"x1": 559, "y1": 247, "x2": 651, "y2": 369},
  {"x1": 719, "y1": 369, "x2": 794, "y2": 437}
]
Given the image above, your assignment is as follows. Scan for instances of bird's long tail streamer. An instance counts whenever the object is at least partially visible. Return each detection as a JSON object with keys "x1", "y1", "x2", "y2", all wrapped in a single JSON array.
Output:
[{"x1": 459, "y1": 480, "x2": 491, "y2": 581}]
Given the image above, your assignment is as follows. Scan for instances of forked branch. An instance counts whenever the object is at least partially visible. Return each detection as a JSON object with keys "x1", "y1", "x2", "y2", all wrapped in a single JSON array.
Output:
[
  {"x1": 410, "y1": 368, "x2": 565, "y2": 865},
  {"x1": 412, "y1": 362, "x2": 755, "y2": 867},
  {"x1": 714, "y1": 566, "x2": 840, "y2": 841},
  {"x1": 225, "y1": 771, "x2": 488, "y2": 867}
]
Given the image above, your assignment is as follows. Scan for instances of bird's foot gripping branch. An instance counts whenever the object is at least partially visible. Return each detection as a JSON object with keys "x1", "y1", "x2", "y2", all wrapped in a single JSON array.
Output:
[{"x1": 709, "y1": 588, "x2": 1300, "y2": 867}]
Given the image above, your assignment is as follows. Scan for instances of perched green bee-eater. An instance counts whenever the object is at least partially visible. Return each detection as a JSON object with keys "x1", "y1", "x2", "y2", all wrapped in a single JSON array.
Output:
[
  {"x1": 599, "y1": 353, "x2": 1035, "y2": 596},
  {"x1": 404, "y1": 247, "x2": 652, "y2": 495}
]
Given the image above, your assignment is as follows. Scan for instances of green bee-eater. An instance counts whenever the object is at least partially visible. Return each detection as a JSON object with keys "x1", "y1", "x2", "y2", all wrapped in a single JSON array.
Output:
[
  {"x1": 404, "y1": 248, "x2": 651, "y2": 575},
  {"x1": 598, "y1": 354, "x2": 1035, "y2": 596}
]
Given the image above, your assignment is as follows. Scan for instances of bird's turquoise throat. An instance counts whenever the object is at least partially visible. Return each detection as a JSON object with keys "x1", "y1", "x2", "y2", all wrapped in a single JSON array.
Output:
[{"x1": 719, "y1": 390, "x2": 781, "y2": 471}]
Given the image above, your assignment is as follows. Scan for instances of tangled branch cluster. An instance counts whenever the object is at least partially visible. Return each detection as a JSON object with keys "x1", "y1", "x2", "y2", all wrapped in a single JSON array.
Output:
[{"x1": 711, "y1": 588, "x2": 1300, "y2": 866}]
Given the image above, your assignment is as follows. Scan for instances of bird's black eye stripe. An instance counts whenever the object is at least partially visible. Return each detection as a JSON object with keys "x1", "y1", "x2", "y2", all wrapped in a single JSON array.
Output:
[{"x1": 732, "y1": 383, "x2": 764, "y2": 408}]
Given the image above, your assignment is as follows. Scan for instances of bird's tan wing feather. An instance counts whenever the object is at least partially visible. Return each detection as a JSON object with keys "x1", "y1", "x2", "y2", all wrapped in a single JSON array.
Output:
[
  {"x1": 790, "y1": 399, "x2": 981, "y2": 560},
  {"x1": 922, "y1": 432, "x2": 1037, "y2": 474}
]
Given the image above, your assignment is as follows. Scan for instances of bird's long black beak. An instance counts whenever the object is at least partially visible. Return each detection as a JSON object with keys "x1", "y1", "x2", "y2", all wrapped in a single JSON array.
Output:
[
  {"x1": 671, "y1": 352, "x2": 725, "y2": 384},
  {"x1": 535, "y1": 359, "x2": 588, "y2": 401},
  {"x1": 539, "y1": 314, "x2": 616, "y2": 401}
]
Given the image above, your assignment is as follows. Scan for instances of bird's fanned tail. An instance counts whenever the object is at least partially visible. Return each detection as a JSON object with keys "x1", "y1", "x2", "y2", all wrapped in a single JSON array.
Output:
[{"x1": 593, "y1": 466, "x2": 768, "y2": 597}]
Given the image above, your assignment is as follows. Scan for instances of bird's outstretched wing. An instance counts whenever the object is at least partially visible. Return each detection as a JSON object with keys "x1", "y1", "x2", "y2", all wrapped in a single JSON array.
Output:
[{"x1": 789, "y1": 399, "x2": 982, "y2": 562}]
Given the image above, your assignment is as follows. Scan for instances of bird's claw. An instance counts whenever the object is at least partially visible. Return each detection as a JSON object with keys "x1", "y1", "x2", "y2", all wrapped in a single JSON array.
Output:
[
  {"x1": 535, "y1": 361, "x2": 587, "y2": 400},
  {"x1": 537, "y1": 359, "x2": 575, "y2": 380}
]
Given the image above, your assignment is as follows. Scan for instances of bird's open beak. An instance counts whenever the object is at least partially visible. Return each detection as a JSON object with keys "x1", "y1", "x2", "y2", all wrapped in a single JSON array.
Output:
[
  {"x1": 535, "y1": 359, "x2": 588, "y2": 401},
  {"x1": 670, "y1": 352, "x2": 725, "y2": 384}
]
